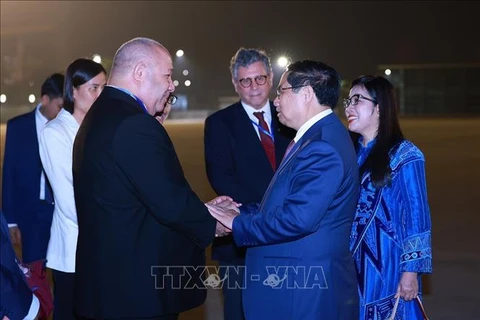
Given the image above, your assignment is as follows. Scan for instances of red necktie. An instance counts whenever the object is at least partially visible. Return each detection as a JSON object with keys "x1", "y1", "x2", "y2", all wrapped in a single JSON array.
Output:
[
  {"x1": 282, "y1": 139, "x2": 295, "y2": 162},
  {"x1": 253, "y1": 111, "x2": 276, "y2": 170}
]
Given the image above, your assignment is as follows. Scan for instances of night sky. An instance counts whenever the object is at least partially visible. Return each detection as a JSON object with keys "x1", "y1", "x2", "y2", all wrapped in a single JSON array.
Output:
[{"x1": 1, "y1": 1, "x2": 479, "y2": 109}]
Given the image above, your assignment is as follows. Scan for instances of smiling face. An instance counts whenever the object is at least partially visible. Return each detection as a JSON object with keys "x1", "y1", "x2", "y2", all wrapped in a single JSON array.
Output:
[
  {"x1": 232, "y1": 61, "x2": 273, "y2": 110},
  {"x1": 135, "y1": 47, "x2": 175, "y2": 116},
  {"x1": 344, "y1": 84, "x2": 379, "y2": 143}
]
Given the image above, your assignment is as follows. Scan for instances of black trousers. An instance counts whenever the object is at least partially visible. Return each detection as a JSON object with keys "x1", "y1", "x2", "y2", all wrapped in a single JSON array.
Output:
[{"x1": 52, "y1": 269, "x2": 77, "y2": 320}]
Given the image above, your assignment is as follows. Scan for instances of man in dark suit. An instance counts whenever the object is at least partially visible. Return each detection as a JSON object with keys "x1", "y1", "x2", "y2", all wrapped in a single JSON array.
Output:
[
  {"x1": 72, "y1": 37, "x2": 219, "y2": 320},
  {"x1": 204, "y1": 48, "x2": 294, "y2": 320},
  {"x1": 2, "y1": 73, "x2": 64, "y2": 261},
  {"x1": 208, "y1": 60, "x2": 359, "y2": 319},
  {"x1": 1, "y1": 211, "x2": 39, "y2": 320},
  {"x1": 2, "y1": 73, "x2": 64, "y2": 319}
]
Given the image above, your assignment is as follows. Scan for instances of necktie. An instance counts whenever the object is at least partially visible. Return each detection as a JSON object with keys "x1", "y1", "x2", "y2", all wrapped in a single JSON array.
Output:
[
  {"x1": 282, "y1": 139, "x2": 296, "y2": 161},
  {"x1": 253, "y1": 111, "x2": 276, "y2": 170}
]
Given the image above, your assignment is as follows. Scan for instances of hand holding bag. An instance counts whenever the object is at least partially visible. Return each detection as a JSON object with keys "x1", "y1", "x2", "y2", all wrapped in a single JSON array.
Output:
[{"x1": 387, "y1": 296, "x2": 429, "y2": 320}]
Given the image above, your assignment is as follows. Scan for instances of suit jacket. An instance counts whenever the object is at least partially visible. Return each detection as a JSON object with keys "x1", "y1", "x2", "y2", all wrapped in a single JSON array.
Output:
[
  {"x1": 72, "y1": 86, "x2": 216, "y2": 319},
  {"x1": 2, "y1": 109, "x2": 54, "y2": 263},
  {"x1": 204, "y1": 101, "x2": 295, "y2": 262},
  {"x1": 0, "y1": 211, "x2": 33, "y2": 320},
  {"x1": 233, "y1": 113, "x2": 360, "y2": 320}
]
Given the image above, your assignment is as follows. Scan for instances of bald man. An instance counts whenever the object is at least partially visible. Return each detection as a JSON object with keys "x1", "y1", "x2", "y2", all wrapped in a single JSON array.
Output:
[{"x1": 72, "y1": 37, "x2": 218, "y2": 320}]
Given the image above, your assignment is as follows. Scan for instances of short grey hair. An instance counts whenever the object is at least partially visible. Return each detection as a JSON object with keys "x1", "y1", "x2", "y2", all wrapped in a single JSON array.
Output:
[{"x1": 229, "y1": 48, "x2": 272, "y2": 80}]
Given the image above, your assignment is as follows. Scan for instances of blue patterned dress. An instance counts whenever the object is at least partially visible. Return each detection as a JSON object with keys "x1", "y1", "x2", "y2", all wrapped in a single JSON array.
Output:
[{"x1": 350, "y1": 139, "x2": 432, "y2": 320}]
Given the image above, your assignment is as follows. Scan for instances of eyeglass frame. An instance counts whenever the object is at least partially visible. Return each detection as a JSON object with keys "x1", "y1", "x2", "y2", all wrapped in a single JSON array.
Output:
[
  {"x1": 342, "y1": 93, "x2": 376, "y2": 109},
  {"x1": 167, "y1": 94, "x2": 177, "y2": 105},
  {"x1": 276, "y1": 85, "x2": 308, "y2": 96},
  {"x1": 237, "y1": 75, "x2": 269, "y2": 88}
]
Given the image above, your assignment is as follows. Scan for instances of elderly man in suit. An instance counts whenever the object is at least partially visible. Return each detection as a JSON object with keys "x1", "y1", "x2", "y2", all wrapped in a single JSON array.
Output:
[
  {"x1": 204, "y1": 47, "x2": 294, "y2": 320},
  {"x1": 208, "y1": 60, "x2": 360, "y2": 320},
  {"x1": 72, "y1": 37, "x2": 225, "y2": 320}
]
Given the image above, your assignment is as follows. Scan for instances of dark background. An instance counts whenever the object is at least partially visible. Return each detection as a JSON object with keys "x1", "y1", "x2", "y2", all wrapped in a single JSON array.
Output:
[{"x1": 1, "y1": 1, "x2": 479, "y2": 109}]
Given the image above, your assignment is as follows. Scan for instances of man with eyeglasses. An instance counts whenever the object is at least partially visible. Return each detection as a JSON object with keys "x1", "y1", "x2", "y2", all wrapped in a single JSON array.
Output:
[
  {"x1": 204, "y1": 48, "x2": 294, "y2": 320},
  {"x1": 207, "y1": 60, "x2": 359, "y2": 319}
]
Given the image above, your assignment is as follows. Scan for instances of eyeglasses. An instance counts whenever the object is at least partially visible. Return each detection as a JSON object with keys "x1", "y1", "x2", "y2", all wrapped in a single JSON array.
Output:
[
  {"x1": 167, "y1": 94, "x2": 177, "y2": 105},
  {"x1": 342, "y1": 94, "x2": 376, "y2": 109},
  {"x1": 276, "y1": 85, "x2": 307, "y2": 96},
  {"x1": 238, "y1": 75, "x2": 268, "y2": 88}
]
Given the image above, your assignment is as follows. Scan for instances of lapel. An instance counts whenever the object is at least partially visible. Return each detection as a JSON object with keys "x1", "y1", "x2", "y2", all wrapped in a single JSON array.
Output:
[
  {"x1": 232, "y1": 102, "x2": 274, "y2": 172},
  {"x1": 260, "y1": 113, "x2": 337, "y2": 207},
  {"x1": 270, "y1": 102, "x2": 287, "y2": 164}
]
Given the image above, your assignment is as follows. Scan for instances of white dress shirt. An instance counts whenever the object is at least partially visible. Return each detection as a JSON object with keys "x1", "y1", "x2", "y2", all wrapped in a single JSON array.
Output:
[
  {"x1": 241, "y1": 100, "x2": 273, "y2": 140},
  {"x1": 38, "y1": 109, "x2": 80, "y2": 273},
  {"x1": 293, "y1": 109, "x2": 333, "y2": 143}
]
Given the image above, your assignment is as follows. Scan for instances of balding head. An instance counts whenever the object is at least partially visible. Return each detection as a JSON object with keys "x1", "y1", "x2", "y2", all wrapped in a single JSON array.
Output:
[
  {"x1": 110, "y1": 37, "x2": 166, "y2": 79},
  {"x1": 108, "y1": 37, "x2": 175, "y2": 116}
]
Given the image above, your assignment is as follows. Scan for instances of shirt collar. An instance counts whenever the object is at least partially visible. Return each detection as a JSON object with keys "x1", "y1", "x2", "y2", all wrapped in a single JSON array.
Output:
[
  {"x1": 293, "y1": 109, "x2": 332, "y2": 143},
  {"x1": 241, "y1": 100, "x2": 272, "y2": 122}
]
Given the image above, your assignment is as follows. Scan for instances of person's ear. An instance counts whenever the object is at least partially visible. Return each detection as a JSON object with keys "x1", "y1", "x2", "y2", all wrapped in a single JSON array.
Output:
[
  {"x1": 232, "y1": 77, "x2": 239, "y2": 94},
  {"x1": 303, "y1": 85, "x2": 314, "y2": 104},
  {"x1": 40, "y1": 94, "x2": 50, "y2": 106},
  {"x1": 268, "y1": 72, "x2": 274, "y2": 87},
  {"x1": 133, "y1": 62, "x2": 147, "y2": 82}
]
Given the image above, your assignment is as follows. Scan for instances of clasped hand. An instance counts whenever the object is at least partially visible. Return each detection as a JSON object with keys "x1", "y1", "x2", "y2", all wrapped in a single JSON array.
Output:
[{"x1": 205, "y1": 196, "x2": 241, "y2": 237}]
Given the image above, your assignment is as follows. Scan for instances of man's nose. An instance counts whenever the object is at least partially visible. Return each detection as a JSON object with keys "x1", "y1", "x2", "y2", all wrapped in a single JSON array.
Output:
[{"x1": 273, "y1": 96, "x2": 280, "y2": 107}]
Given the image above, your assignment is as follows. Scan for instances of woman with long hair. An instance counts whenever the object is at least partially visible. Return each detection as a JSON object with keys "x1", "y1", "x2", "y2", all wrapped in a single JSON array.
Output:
[
  {"x1": 345, "y1": 75, "x2": 432, "y2": 319},
  {"x1": 39, "y1": 58, "x2": 106, "y2": 319}
]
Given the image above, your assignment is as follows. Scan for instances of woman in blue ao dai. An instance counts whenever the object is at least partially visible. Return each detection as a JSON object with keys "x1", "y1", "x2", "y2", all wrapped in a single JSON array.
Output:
[{"x1": 344, "y1": 76, "x2": 432, "y2": 320}]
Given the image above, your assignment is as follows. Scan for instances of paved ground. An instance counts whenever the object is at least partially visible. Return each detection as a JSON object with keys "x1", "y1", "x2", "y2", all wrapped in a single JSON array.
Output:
[{"x1": 1, "y1": 118, "x2": 479, "y2": 319}]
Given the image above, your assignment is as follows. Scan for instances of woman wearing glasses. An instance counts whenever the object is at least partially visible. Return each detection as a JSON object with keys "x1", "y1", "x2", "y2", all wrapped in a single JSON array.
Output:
[
  {"x1": 345, "y1": 75, "x2": 432, "y2": 319},
  {"x1": 39, "y1": 58, "x2": 106, "y2": 319}
]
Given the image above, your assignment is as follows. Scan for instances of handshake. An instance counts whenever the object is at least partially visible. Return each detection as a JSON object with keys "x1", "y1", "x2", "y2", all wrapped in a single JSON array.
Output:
[{"x1": 205, "y1": 196, "x2": 241, "y2": 237}]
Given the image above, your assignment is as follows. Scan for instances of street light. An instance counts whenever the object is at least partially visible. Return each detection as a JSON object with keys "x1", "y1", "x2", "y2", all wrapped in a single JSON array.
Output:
[
  {"x1": 93, "y1": 54, "x2": 102, "y2": 64},
  {"x1": 277, "y1": 56, "x2": 289, "y2": 68}
]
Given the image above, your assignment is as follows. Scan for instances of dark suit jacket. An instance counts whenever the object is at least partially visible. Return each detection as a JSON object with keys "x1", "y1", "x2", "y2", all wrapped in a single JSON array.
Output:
[
  {"x1": 204, "y1": 101, "x2": 295, "y2": 262},
  {"x1": 233, "y1": 113, "x2": 359, "y2": 319},
  {"x1": 72, "y1": 86, "x2": 216, "y2": 319},
  {"x1": 0, "y1": 211, "x2": 33, "y2": 320},
  {"x1": 2, "y1": 109, "x2": 54, "y2": 263}
]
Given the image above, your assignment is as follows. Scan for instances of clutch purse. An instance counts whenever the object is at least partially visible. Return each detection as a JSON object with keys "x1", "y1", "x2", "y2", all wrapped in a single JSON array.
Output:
[{"x1": 387, "y1": 295, "x2": 429, "y2": 320}]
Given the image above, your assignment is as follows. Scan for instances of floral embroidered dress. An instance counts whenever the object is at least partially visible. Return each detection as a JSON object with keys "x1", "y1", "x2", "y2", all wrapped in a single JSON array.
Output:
[{"x1": 350, "y1": 139, "x2": 432, "y2": 319}]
